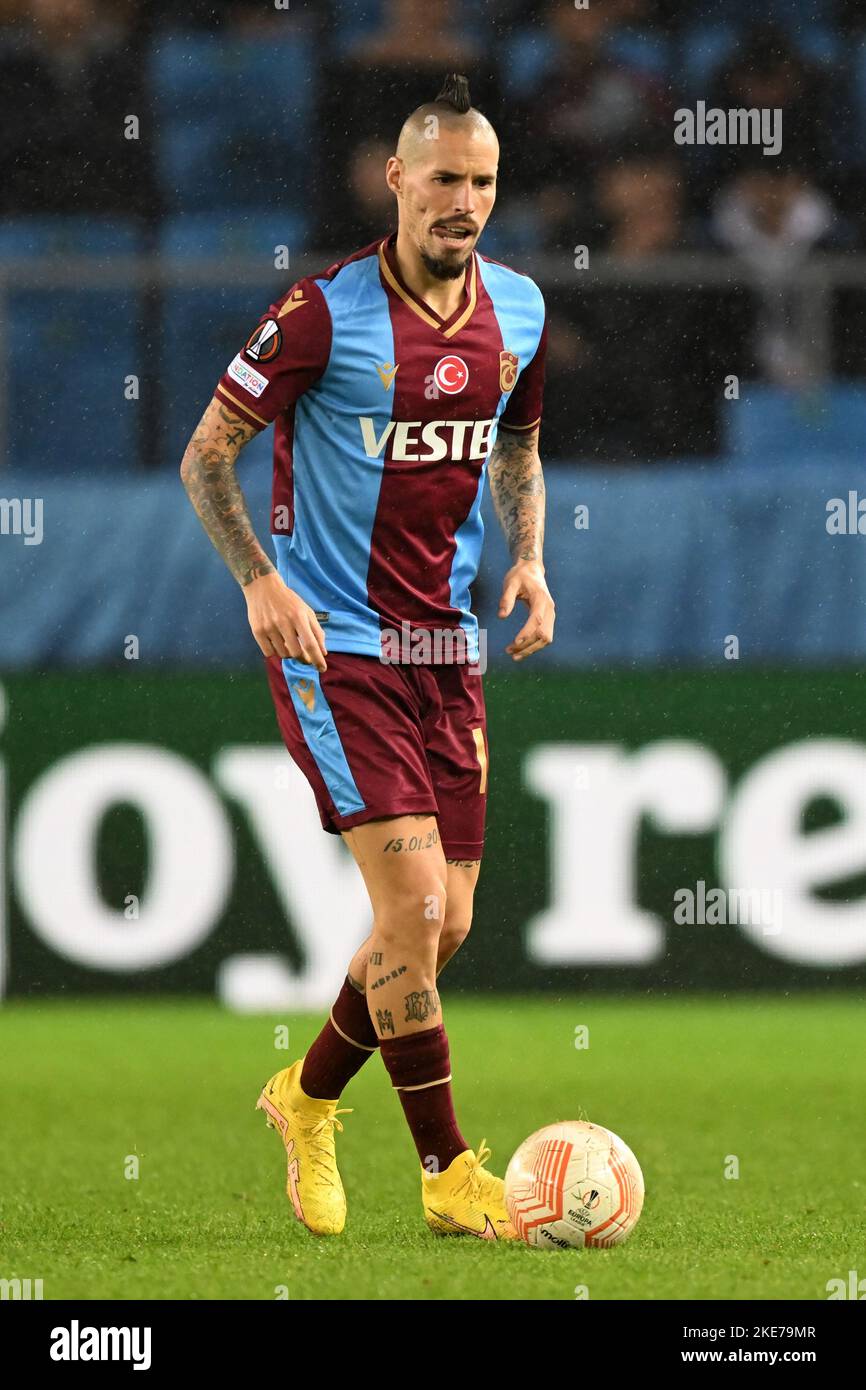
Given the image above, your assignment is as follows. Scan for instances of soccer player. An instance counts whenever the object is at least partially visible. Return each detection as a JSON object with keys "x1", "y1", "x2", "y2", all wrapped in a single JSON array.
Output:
[{"x1": 180, "y1": 74, "x2": 554, "y2": 1239}]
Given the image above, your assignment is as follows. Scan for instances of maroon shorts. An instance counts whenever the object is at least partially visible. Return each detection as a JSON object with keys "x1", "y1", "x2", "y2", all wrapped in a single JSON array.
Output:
[{"x1": 265, "y1": 652, "x2": 489, "y2": 860}]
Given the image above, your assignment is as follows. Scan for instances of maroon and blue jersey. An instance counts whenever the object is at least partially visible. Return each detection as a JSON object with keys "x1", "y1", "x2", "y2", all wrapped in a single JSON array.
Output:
[{"x1": 215, "y1": 232, "x2": 547, "y2": 663}]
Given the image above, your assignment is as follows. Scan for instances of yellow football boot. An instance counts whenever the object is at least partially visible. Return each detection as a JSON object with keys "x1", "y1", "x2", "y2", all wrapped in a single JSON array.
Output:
[
  {"x1": 422, "y1": 1140, "x2": 517, "y2": 1240},
  {"x1": 255, "y1": 1059, "x2": 351, "y2": 1236}
]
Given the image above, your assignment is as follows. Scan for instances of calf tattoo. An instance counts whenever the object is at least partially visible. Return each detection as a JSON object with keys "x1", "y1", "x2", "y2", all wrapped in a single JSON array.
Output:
[
  {"x1": 376, "y1": 1008, "x2": 395, "y2": 1036},
  {"x1": 404, "y1": 989, "x2": 440, "y2": 1024},
  {"x1": 370, "y1": 965, "x2": 408, "y2": 990}
]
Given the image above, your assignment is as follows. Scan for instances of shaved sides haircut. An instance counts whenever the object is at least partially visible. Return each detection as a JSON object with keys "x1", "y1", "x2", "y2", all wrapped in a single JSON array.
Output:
[{"x1": 396, "y1": 73, "x2": 498, "y2": 163}]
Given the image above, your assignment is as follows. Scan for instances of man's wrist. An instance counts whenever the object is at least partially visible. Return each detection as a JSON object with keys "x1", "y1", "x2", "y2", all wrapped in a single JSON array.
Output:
[
  {"x1": 512, "y1": 554, "x2": 545, "y2": 574},
  {"x1": 240, "y1": 560, "x2": 277, "y2": 587}
]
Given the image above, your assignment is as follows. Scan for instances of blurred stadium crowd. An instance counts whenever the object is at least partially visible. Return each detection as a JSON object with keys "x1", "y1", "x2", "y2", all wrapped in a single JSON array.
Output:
[{"x1": 2, "y1": 0, "x2": 866, "y2": 466}]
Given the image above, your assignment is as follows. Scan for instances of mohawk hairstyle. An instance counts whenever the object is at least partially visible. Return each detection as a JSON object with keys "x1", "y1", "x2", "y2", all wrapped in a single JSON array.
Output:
[
  {"x1": 434, "y1": 73, "x2": 472, "y2": 115},
  {"x1": 395, "y1": 72, "x2": 495, "y2": 164}
]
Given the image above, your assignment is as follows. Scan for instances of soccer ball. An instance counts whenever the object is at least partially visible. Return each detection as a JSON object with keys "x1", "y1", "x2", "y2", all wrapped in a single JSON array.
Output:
[{"x1": 505, "y1": 1121, "x2": 644, "y2": 1249}]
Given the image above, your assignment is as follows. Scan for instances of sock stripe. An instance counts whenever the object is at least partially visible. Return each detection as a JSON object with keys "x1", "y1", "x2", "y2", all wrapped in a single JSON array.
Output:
[
  {"x1": 329, "y1": 1009, "x2": 379, "y2": 1052},
  {"x1": 394, "y1": 1073, "x2": 453, "y2": 1092},
  {"x1": 380, "y1": 1027, "x2": 468, "y2": 1167}
]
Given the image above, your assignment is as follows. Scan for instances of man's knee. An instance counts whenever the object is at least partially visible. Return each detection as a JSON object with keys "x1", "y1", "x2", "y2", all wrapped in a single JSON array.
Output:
[
  {"x1": 438, "y1": 909, "x2": 473, "y2": 959},
  {"x1": 375, "y1": 875, "x2": 447, "y2": 950}
]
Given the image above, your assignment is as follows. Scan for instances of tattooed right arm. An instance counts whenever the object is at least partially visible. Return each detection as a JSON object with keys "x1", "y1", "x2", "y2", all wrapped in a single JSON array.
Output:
[
  {"x1": 180, "y1": 397, "x2": 328, "y2": 668},
  {"x1": 179, "y1": 399, "x2": 273, "y2": 586}
]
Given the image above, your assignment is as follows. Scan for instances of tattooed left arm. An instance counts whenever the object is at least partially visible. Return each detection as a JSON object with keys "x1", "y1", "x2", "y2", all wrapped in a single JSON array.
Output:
[{"x1": 487, "y1": 425, "x2": 555, "y2": 661}]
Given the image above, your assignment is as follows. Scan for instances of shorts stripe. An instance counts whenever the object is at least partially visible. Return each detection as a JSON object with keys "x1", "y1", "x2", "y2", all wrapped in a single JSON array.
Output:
[{"x1": 281, "y1": 659, "x2": 367, "y2": 817}]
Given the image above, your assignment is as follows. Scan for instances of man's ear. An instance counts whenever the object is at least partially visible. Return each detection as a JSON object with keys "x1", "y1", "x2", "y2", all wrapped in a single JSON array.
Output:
[{"x1": 385, "y1": 155, "x2": 403, "y2": 197}]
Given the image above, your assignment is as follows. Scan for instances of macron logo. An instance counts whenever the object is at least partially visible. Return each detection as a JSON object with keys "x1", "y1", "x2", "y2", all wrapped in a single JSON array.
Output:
[
  {"x1": 359, "y1": 417, "x2": 495, "y2": 463},
  {"x1": 50, "y1": 1321, "x2": 152, "y2": 1371}
]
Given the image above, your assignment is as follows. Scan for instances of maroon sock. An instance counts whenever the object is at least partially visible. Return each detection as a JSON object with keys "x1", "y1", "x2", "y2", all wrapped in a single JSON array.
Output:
[
  {"x1": 379, "y1": 1024, "x2": 469, "y2": 1170},
  {"x1": 300, "y1": 977, "x2": 379, "y2": 1100}
]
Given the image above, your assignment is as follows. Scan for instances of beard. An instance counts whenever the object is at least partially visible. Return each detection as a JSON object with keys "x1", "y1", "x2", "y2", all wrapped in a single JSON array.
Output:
[{"x1": 419, "y1": 246, "x2": 473, "y2": 280}]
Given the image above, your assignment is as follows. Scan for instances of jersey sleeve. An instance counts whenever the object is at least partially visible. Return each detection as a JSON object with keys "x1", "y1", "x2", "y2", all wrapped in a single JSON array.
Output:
[
  {"x1": 214, "y1": 278, "x2": 332, "y2": 430},
  {"x1": 498, "y1": 315, "x2": 548, "y2": 433}
]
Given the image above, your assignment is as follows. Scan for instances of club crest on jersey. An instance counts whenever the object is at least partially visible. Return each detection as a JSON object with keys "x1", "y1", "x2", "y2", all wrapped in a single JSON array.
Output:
[
  {"x1": 245, "y1": 319, "x2": 282, "y2": 363},
  {"x1": 499, "y1": 350, "x2": 519, "y2": 392},
  {"x1": 433, "y1": 355, "x2": 469, "y2": 395}
]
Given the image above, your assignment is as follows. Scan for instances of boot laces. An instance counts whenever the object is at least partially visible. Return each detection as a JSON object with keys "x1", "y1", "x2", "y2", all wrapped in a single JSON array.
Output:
[
  {"x1": 455, "y1": 1139, "x2": 493, "y2": 1202},
  {"x1": 300, "y1": 1108, "x2": 352, "y2": 1179}
]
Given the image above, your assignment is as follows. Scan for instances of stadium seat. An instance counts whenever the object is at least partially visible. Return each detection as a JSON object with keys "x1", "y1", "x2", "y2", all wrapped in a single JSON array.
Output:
[
  {"x1": 328, "y1": 0, "x2": 492, "y2": 58},
  {"x1": 679, "y1": 25, "x2": 739, "y2": 94},
  {"x1": 158, "y1": 214, "x2": 296, "y2": 460},
  {"x1": 0, "y1": 216, "x2": 142, "y2": 258},
  {"x1": 724, "y1": 384, "x2": 866, "y2": 463},
  {"x1": 763, "y1": 0, "x2": 840, "y2": 26},
  {"x1": 159, "y1": 281, "x2": 264, "y2": 464},
  {"x1": 329, "y1": 0, "x2": 378, "y2": 46},
  {"x1": 0, "y1": 217, "x2": 144, "y2": 472},
  {"x1": 480, "y1": 206, "x2": 544, "y2": 260},
  {"x1": 149, "y1": 30, "x2": 315, "y2": 210},
  {"x1": 675, "y1": 0, "x2": 840, "y2": 26},
  {"x1": 502, "y1": 25, "x2": 671, "y2": 100},
  {"x1": 7, "y1": 288, "x2": 140, "y2": 473},
  {"x1": 155, "y1": 121, "x2": 228, "y2": 210},
  {"x1": 155, "y1": 116, "x2": 314, "y2": 212},
  {"x1": 680, "y1": 18, "x2": 841, "y2": 93},
  {"x1": 159, "y1": 210, "x2": 308, "y2": 259},
  {"x1": 499, "y1": 31, "x2": 553, "y2": 100},
  {"x1": 148, "y1": 29, "x2": 315, "y2": 129},
  {"x1": 606, "y1": 28, "x2": 672, "y2": 79},
  {"x1": 853, "y1": 39, "x2": 866, "y2": 154},
  {"x1": 793, "y1": 25, "x2": 842, "y2": 66}
]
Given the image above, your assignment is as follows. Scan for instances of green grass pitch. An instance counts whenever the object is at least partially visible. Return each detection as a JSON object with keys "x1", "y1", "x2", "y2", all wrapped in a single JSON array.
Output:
[{"x1": 1, "y1": 994, "x2": 863, "y2": 1301}]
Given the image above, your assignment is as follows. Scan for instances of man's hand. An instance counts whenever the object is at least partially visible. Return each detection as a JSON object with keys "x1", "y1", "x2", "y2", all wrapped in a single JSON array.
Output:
[
  {"x1": 498, "y1": 559, "x2": 555, "y2": 661},
  {"x1": 180, "y1": 399, "x2": 328, "y2": 670},
  {"x1": 486, "y1": 424, "x2": 552, "y2": 661},
  {"x1": 244, "y1": 572, "x2": 329, "y2": 670}
]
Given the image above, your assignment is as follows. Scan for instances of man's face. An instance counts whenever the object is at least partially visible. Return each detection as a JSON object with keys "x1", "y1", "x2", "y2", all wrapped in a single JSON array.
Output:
[{"x1": 388, "y1": 126, "x2": 498, "y2": 279}]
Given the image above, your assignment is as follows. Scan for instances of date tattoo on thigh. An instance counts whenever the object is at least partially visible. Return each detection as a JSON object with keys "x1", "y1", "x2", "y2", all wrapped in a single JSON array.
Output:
[{"x1": 382, "y1": 826, "x2": 440, "y2": 854}]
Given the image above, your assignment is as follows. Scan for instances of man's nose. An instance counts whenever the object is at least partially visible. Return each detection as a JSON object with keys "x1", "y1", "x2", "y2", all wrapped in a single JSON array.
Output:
[{"x1": 451, "y1": 182, "x2": 474, "y2": 213}]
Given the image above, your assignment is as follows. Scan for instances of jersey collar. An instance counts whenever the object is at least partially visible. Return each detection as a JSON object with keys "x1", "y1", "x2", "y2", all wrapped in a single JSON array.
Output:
[{"x1": 378, "y1": 232, "x2": 477, "y2": 339}]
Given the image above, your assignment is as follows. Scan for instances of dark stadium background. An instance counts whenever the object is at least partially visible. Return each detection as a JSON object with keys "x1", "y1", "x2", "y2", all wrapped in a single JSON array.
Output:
[{"x1": 1, "y1": 0, "x2": 865, "y2": 1308}]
